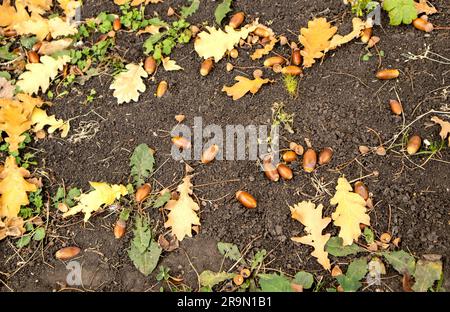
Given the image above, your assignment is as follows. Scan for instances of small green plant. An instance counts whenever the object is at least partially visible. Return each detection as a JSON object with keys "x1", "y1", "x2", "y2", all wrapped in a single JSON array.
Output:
[
  {"x1": 156, "y1": 266, "x2": 171, "y2": 282},
  {"x1": 382, "y1": 0, "x2": 418, "y2": 25},
  {"x1": 283, "y1": 74, "x2": 298, "y2": 97},
  {"x1": 351, "y1": 0, "x2": 379, "y2": 17},
  {"x1": 84, "y1": 88, "x2": 97, "y2": 104},
  {"x1": 52, "y1": 186, "x2": 82, "y2": 209},
  {"x1": 271, "y1": 102, "x2": 295, "y2": 134}
]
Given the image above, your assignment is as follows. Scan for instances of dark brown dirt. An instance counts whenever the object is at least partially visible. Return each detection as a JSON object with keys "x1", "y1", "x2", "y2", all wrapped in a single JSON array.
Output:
[{"x1": 1, "y1": 0, "x2": 449, "y2": 292}]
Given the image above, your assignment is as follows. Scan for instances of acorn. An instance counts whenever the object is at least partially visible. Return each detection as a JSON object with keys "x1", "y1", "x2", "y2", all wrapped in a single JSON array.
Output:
[
  {"x1": 236, "y1": 191, "x2": 257, "y2": 209},
  {"x1": 55, "y1": 247, "x2": 81, "y2": 260},
  {"x1": 229, "y1": 12, "x2": 245, "y2": 29},
  {"x1": 279, "y1": 35, "x2": 288, "y2": 45},
  {"x1": 190, "y1": 25, "x2": 200, "y2": 37},
  {"x1": 230, "y1": 49, "x2": 238, "y2": 59},
  {"x1": 253, "y1": 69, "x2": 263, "y2": 79},
  {"x1": 281, "y1": 65, "x2": 302, "y2": 76},
  {"x1": 302, "y1": 149, "x2": 317, "y2": 173},
  {"x1": 367, "y1": 36, "x2": 380, "y2": 48},
  {"x1": 27, "y1": 51, "x2": 40, "y2": 63},
  {"x1": 114, "y1": 219, "x2": 126, "y2": 239},
  {"x1": 263, "y1": 159, "x2": 279, "y2": 182},
  {"x1": 136, "y1": 183, "x2": 151, "y2": 202},
  {"x1": 201, "y1": 144, "x2": 219, "y2": 164},
  {"x1": 282, "y1": 150, "x2": 297, "y2": 163},
  {"x1": 113, "y1": 17, "x2": 121, "y2": 31},
  {"x1": 253, "y1": 27, "x2": 270, "y2": 38},
  {"x1": 272, "y1": 64, "x2": 282, "y2": 73},
  {"x1": 360, "y1": 27, "x2": 373, "y2": 43},
  {"x1": 389, "y1": 99, "x2": 403, "y2": 115},
  {"x1": 277, "y1": 163, "x2": 293, "y2": 180},
  {"x1": 406, "y1": 135, "x2": 421, "y2": 155},
  {"x1": 233, "y1": 274, "x2": 244, "y2": 286},
  {"x1": 144, "y1": 56, "x2": 156, "y2": 74},
  {"x1": 354, "y1": 181, "x2": 369, "y2": 201},
  {"x1": 318, "y1": 147, "x2": 333, "y2": 165},
  {"x1": 240, "y1": 268, "x2": 251, "y2": 278},
  {"x1": 156, "y1": 81, "x2": 168, "y2": 98},
  {"x1": 289, "y1": 142, "x2": 304, "y2": 155},
  {"x1": 172, "y1": 136, "x2": 191, "y2": 149},
  {"x1": 412, "y1": 17, "x2": 433, "y2": 32},
  {"x1": 291, "y1": 48, "x2": 301, "y2": 66},
  {"x1": 376, "y1": 69, "x2": 399, "y2": 80},
  {"x1": 380, "y1": 232, "x2": 391, "y2": 244},
  {"x1": 32, "y1": 41, "x2": 42, "y2": 52},
  {"x1": 200, "y1": 58, "x2": 213, "y2": 76},
  {"x1": 226, "y1": 63, "x2": 234, "y2": 72}
]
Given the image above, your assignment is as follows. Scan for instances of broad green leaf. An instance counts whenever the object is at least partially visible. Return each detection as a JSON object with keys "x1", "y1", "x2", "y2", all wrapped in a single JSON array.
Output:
[
  {"x1": 412, "y1": 259, "x2": 442, "y2": 292},
  {"x1": 0, "y1": 43, "x2": 16, "y2": 61},
  {"x1": 336, "y1": 258, "x2": 368, "y2": 292},
  {"x1": 217, "y1": 242, "x2": 242, "y2": 262},
  {"x1": 258, "y1": 273, "x2": 293, "y2": 292},
  {"x1": 180, "y1": 0, "x2": 200, "y2": 18},
  {"x1": 33, "y1": 227, "x2": 46, "y2": 241},
  {"x1": 325, "y1": 237, "x2": 365, "y2": 257},
  {"x1": 199, "y1": 270, "x2": 234, "y2": 288},
  {"x1": 382, "y1": 250, "x2": 415, "y2": 275},
  {"x1": 129, "y1": 143, "x2": 155, "y2": 187},
  {"x1": 153, "y1": 191, "x2": 171, "y2": 208},
  {"x1": 20, "y1": 36, "x2": 38, "y2": 50},
  {"x1": 293, "y1": 271, "x2": 314, "y2": 289},
  {"x1": 16, "y1": 235, "x2": 31, "y2": 248},
  {"x1": 251, "y1": 249, "x2": 267, "y2": 270},
  {"x1": 119, "y1": 208, "x2": 131, "y2": 221},
  {"x1": 0, "y1": 71, "x2": 11, "y2": 80},
  {"x1": 131, "y1": 216, "x2": 152, "y2": 253},
  {"x1": 382, "y1": 0, "x2": 417, "y2": 25},
  {"x1": 363, "y1": 227, "x2": 374, "y2": 244},
  {"x1": 215, "y1": 0, "x2": 233, "y2": 25}
]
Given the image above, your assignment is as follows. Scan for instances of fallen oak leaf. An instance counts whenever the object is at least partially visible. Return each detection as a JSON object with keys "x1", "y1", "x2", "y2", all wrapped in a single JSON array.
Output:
[
  {"x1": 31, "y1": 107, "x2": 70, "y2": 138},
  {"x1": 0, "y1": 77, "x2": 14, "y2": 99},
  {"x1": 327, "y1": 18, "x2": 367, "y2": 51},
  {"x1": 48, "y1": 16, "x2": 78, "y2": 38},
  {"x1": 110, "y1": 63, "x2": 148, "y2": 104},
  {"x1": 14, "y1": 12, "x2": 50, "y2": 41},
  {"x1": 19, "y1": 0, "x2": 52, "y2": 15},
  {"x1": 38, "y1": 38, "x2": 73, "y2": 55},
  {"x1": 0, "y1": 216, "x2": 26, "y2": 240},
  {"x1": 136, "y1": 24, "x2": 166, "y2": 35},
  {"x1": 222, "y1": 75, "x2": 271, "y2": 100},
  {"x1": 414, "y1": 0, "x2": 437, "y2": 15},
  {"x1": 431, "y1": 116, "x2": 450, "y2": 146},
  {"x1": 251, "y1": 30, "x2": 277, "y2": 60},
  {"x1": 57, "y1": 0, "x2": 82, "y2": 19},
  {"x1": 162, "y1": 57, "x2": 183, "y2": 71}
]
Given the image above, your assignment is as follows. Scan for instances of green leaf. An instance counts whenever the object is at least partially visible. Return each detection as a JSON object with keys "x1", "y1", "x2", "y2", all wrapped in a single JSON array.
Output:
[
  {"x1": 336, "y1": 258, "x2": 368, "y2": 292},
  {"x1": 119, "y1": 208, "x2": 131, "y2": 221},
  {"x1": 382, "y1": 0, "x2": 417, "y2": 25},
  {"x1": 258, "y1": 273, "x2": 293, "y2": 292},
  {"x1": 215, "y1": 0, "x2": 233, "y2": 25},
  {"x1": 251, "y1": 249, "x2": 267, "y2": 271},
  {"x1": 180, "y1": 0, "x2": 200, "y2": 18},
  {"x1": 293, "y1": 271, "x2": 314, "y2": 289},
  {"x1": 363, "y1": 227, "x2": 374, "y2": 244},
  {"x1": 66, "y1": 187, "x2": 81, "y2": 207},
  {"x1": 16, "y1": 235, "x2": 31, "y2": 248},
  {"x1": 33, "y1": 227, "x2": 46, "y2": 241},
  {"x1": 199, "y1": 270, "x2": 234, "y2": 288},
  {"x1": 129, "y1": 144, "x2": 155, "y2": 187},
  {"x1": 131, "y1": 216, "x2": 152, "y2": 253},
  {"x1": 20, "y1": 36, "x2": 37, "y2": 49},
  {"x1": 382, "y1": 250, "x2": 415, "y2": 275},
  {"x1": 412, "y1": 259, "x2": 442, "y2": 292},
  {"x1": 153, "y1": 191, "x2": 171, "y2": 208},
  {"x1": 0, "y1": 43, "x2": 16, "y2": 61},
  {"x1": 0, "y1": 71, "x2": 11, "y2": 80},
  {"x1": 325, "y1": 237, "x2": 365, "y2": 257},
  {"x1": 217, "y1": 242, "x2": 242, "y2": 262}
]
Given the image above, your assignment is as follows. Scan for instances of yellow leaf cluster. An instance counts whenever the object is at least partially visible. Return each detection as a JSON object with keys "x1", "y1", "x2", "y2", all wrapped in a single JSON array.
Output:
[
  {"x1": 431, "y1": 116, "x2": 450, "y2": 146},
  {"x1": 195, "y1": 24, "x2": 257, "y2": 62},
  {"x1": 0, "y1": 157, "x2": 38, "y2": 219},
  {"x1": 110, "y1": 63, "x2": 148, "y2": 104},
  {"x1": 330, "y1": 177, "x2": 370, "y2": 246},
  {"x1": 63, "y1": 182, "x2": 128, "y2": 221},
  {"x1": 299, "y1": 18, "x2": 337, "y2": 68},
  {"x1": 290, "y1": 201, "x2": 331, "y2": 270},
  {"x1": 164, "y1": 176, "x2": 200, "y2": 241},
  {"x1": 415, "y1": 0, "x2": 437, "y2": 15},
  {"x1": 31, "y1": 108, "x2": 70, "y2": 138},
  {"x1": 17, "y1": 55, "x2": 71, "y2": 95},
  {"x1": 222, "y1": 76, "x2": 271, "y2": 100},
  {"x1": 0, "y1": 217, "x2": 26, "y2": 241}
]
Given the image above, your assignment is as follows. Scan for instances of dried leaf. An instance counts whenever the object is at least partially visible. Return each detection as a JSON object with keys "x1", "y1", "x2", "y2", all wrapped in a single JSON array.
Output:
[
  {"x1": 38, "y1": 38, "x2": 73, "y2": 55},
  {"x1": 414, "y1": 0, "x2": 437, "y2": 15},
  {"x1": 162, "y1": 57, "x2": 183, "y2": 71},
  {"x1": 136, "y1": 25, "x2": 166, "y2": 35},
  {"x1": 412, "y1": 258, "x2": 442, "y2": 292},
  {"x1": 222, "y1": 75, "x2": 271, "y2": 100},
  {"x1": 330, "y1": 177, "x2": 370, "y2": 246},
  {"x1": 16, "y1": 55, "x2": 71, "y2": 95},
  {"x1": 31, "y1": 107, "x2": 70, "y2": 137},
  {"x1": 164, "y1": 175, "x2": 200, "y2": 241},
  {"x1": 251, "y1": 27, "x2": 277, "y2": 60},
  {"x1": 0, "y1": 0, "x2": 16, "y2": 27},
  {"x1": 14, "y1": 13, "x2": 50, "y2": 41},
  {"x1": 431, "y1": 116, "x2": 450, "y2": 146},
  {"x1": 195, "y1": 24, "x2": 257, "y2": 62},
  {"x1": 0, "y1": 217, "x2": 26, "y2": 241},
  {"x1": 0, "y1": 77, "x2": 14, "y2": 99},
  {"x1": 299, "y1": 17, "x2": 337, "y2": 68},
  {"x1": 0, "y1": 157, "x2": 38, "y2": 219},
  {"x1": 63, "y1": 182, "x2": 128, "y2": 221},
  {"x1": 48, "y1": 17, "x2": 78, "y2": 38},
  {"x1": 328, "y1": 18, "x2": 367, "y2": 51},
  {"x1": 57, "y1": 0, "x2": 82, "y2": 19},
  {"x1": 19, "y1": 0, "x2": 52, "y2": 14},
  {"x1": 290, "y1": 201, "x2": 331, "y2": 270},
  {"x1": 110, "y1": 63, "x2": 148, "y2": 104}
]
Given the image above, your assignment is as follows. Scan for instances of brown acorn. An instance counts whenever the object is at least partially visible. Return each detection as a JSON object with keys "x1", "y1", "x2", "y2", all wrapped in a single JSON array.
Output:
[
  {"x1": 55, "y1": 247, "x2": 81, "y2": 260},
  {"x1": 318, "y1": 147, "x2": 333, "y2": 165},
  {"x1": 172, "y1": 136, "x2": 191, "y2": 149},
  {"x1": 201, "y1": 144, "x2": 219, "y2": 164},
  {"x1": 229, "y1": 12, "x2": 245, "y2": 29},
  {"x1": 113, "y1": 18, "x2": 121, "y2": 31},
  {"x1": 114, "y1": 219, "x2": 126, "y2": 239},
  {"x1": 200, "y1": 58, "x2": 213, "y2": 76},
  {"x1": 412, "y1": 17, "x2": 433, "y2": 32},
  {"x1": 354, "y1": 181, "x2": 369, "y2": 201},
  {"x1": 406, "y1": 135, "x2": 421, "y2": 155},
  {"x1": 376, "y1": 69, "x2": 399, "y2": 80},
  {"x1": 253, "y1": 27, "x2": 270, "y2": 38},
  {"x1": 282, "y1": 150, "x2": 297, "y2": 163},
  {"x1": 3, "y1": 29, "x2": 17, "y2": 37},
  {"x1": 302, "y1": 149, "x2": 317, "y2": 173},
  {"x1": 289, "y1": 142, "x2": 304, "y2": 155},
  {"x1": 291, "y1": 48, "x2": 301, "y2": 66},
  {"x1": 380, "y1": 232, "x2": 391, "y2": 244},
  {"x1": 281, "y1": 65, "x2": 302, "y2": 76},
  {"x1": 27, "y1": 51, "x2": 40, "y2": 63},
  {"x1": 360, "y1": 27, "x2": 373, "y2": 43},
  {"x1": 389, "y1": 99, "x2": 403, "y2": 115},
  {"x1": 263, "y1": 56, "x2": 285, "y2": 67},
  {"x1": 367, "y1": 36, "x2": 380, "y2": 48},
  {"x1": 263, "y1": 159, "x2": 279, "y2": 182},
  {"x1": 32, "y1": 41, "x2": 42, "y2": 52},
  {"x1": 144, "y1": 56, "x2": 156, "y2": 74},
  {"x1": 277, "y1": 164, "x2": 293, "y2": 180},
  {"x1": 135, "y1": 183, "x2": 151, "y2": 202},
  {"x1": 236, "y1": 191, "x2": 257, "y2": 209},
  {"x1": 156, "y1": 81, "x2": 168, "y2": 98}
]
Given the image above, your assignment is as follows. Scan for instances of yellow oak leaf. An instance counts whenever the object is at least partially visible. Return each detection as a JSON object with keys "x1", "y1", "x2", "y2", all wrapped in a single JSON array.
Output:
[
  {"x1": 136, "y1": 24, "x2": 166, "y2": 35},
  {"x1": 0, "y1": 94, "x2": 44, "y2": 152},
  {"x1": 31, "y1": 108, "x2": 70, "y2": 138},
  {"x1": 57, "y1": 0, "x2": 82, "y2": 19},
  {"x1": 0, "y1": 156, "x2": 38, "y2": 219},
  {"x1": 48, "y1": 17, "x2": 78, "y2": 38},
  {"x1": 63, "y1": 182, "x2": 128, "y2": 221},
  {"x1": 14, "y1": 13, "x2": 50, "y2": 41},
  {"x1": 330, "y1": 177, "x2": 370, "y2": 246},
  {"x1": 431, "y1": 116, "x2": 450, "y2": 146},
  {"x1": 222, "y1": 76, "x2": 271, "y2": 100},
  {"x1": 164, "y1": 176, "x2": 200, "y2": 241},
  {"x1": 16, "y1": 55, "x2": 71, "y2": 95},
  {"x1": 162, "y1": 57, "x2": 183, "y2": 71},
  {"x1": 195, "y1": 24, "x2": 257, "y2": 62},
  {"x1": 290, "y1": 201, "x2": 331, "y2": 270},
  {"x1": 0, "y1": 217, "x2": 26, "y2": 241},
  {"x1": 110, "y1": 63, "x2": 148, "y2": 104},
  {"x1": 415, "y1": 0, "x2": 437, "y2": 15},
  {"x1": 18, "y1": 0, "x2": 52, "y2": 14},
  {"x1": 38, "y1": 38, "x2": 73, "y2": 55},
  {"x1": 251, "y1": 35, "x2": 277, "y2": 60},
  {"x1": 0, "y1": 0, "x2": 16, "y2": 27},
  {"x1": 328, "y1": 18, "x2": 367, "y2": 51},
  {"x1": 299, "y1": 17, "x2": 337, "y2": 68}
]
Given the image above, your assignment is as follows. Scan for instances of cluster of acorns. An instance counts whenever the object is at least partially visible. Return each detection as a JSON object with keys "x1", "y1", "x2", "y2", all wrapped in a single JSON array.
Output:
[{"x1": 235, "y1": 143, "x2": 334, "y2": 209}]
